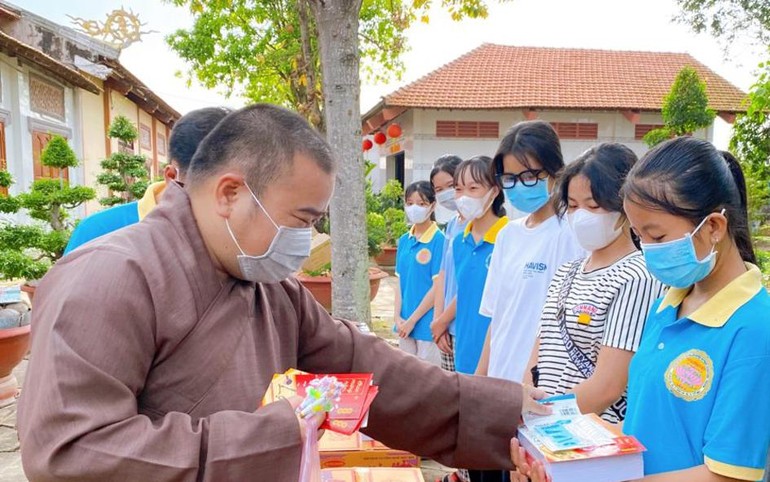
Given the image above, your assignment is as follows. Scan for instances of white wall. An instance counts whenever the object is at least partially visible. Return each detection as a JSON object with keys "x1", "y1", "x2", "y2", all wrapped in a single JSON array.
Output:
[{"x1": 369, "y1": 108, "x2": 713, "y2": 188}]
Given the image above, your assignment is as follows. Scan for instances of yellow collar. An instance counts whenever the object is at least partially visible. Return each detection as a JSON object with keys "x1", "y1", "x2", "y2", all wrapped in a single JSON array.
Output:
[
  {"x1": 657, "y1": 263, "x2": 763, "y2": 327},
  {"x1": 409, "y1": 222, "x2": 440, "y2": 243},
  {"x1": 137, "y1": 181, "x2": 167, "y2": 220},
  {"x1": 463, "y1": 216, "x2": 508, "y2": 244}
]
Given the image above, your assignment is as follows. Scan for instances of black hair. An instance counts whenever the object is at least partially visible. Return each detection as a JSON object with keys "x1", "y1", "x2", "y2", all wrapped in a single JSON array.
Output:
[
  {"x1": 187, "y1": 104, "x2": 335, "y2": 194},
  {"x1": 557, "y1": 143, "x2": 638, "y2": 217},
  {"x1": 622, "y1": 137, "x2": 756, "y2": 264},
  {"x1": 169, "y1": 107, "x2": 232, "y2": 170},
  {"x1": 405, "y1": 180, "x2": 436, "y2": 221},
  {"x1": 430, "y1": 155, "x2": 463, "y2": 184},
  {"x1": 493, "y1": 120, "x2": 564, "y2": 180},
  {"x1": 455, "y1": 155, "x2": 506, "y2": 217}
]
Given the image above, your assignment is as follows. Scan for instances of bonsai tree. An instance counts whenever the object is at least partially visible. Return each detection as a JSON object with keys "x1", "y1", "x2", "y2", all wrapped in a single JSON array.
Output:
[
  {"x1": 96, "y1": 115, "x2": 151, "y2": 206},
  {"x1": 382, "y1": 207, "x2": 408, "y2": 247},
  {"x1": 0, "y1": 136, "x2": 95, "y2": 282},
  {"x1": 644, "y1": 66, "x2": 717, "y2": 147}
]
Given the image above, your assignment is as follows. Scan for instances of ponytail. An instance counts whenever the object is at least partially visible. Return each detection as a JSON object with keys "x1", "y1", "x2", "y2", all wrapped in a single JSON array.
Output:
[
  {"x1": 721, "y1": 151, "x2": 756, "y2": 265},
  {"x1": 623, "y1": 138, "x2": 757, "y2": 266}
]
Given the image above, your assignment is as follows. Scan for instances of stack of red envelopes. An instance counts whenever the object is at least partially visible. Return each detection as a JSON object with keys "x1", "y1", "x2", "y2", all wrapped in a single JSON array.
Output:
[{"x1": 296, "y1": 373, "x2": 379, "y2": 435}]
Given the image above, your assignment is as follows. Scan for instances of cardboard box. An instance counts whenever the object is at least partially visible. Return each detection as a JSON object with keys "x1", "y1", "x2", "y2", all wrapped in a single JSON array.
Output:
[
  {"x1": 300, "y1": 231, "x2": 331, "y2": 273},
  {"x1": 322, "y1": 468, "x2": 425, "y2": 482},
  {"x1": 319, "y1": 431, "x2": 419, "y2": 469}
]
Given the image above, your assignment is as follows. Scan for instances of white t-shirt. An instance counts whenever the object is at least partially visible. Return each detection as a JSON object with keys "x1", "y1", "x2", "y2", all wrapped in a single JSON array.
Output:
[
  {"x1": 480, "y1": 215, "x2": 584, "y2": 382},
  {"x1": 537, "y1": 252, "x2": 665, "y2": 423}
]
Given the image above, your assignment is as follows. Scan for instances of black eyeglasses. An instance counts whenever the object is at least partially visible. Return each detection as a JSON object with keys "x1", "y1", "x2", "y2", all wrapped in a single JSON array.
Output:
[{"x1": 496, "y1": 169, "x2": 547, "y2": 189}]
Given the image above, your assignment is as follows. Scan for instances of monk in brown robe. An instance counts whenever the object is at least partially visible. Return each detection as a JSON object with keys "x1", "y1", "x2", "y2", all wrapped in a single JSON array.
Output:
[{"x1": 17, "y1": 104, "x2": 546, "y2": 481}]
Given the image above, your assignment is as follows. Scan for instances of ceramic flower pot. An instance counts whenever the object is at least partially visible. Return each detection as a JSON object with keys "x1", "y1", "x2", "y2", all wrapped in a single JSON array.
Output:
[
  {"x1": 374, "y1": 245, "x2": 397, "y2": 267},
  {"x1": 296, "y1": 267, "x2": 390, "y2": 313},
  {"x1": 0, "y1": 324, "x2": 30, "y2": 406}
]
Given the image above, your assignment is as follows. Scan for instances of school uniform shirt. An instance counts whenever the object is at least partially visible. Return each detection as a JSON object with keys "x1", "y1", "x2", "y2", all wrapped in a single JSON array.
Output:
[
  {"x1": 480, "y1": 215, "x2": 584, "y2": 382},
  {"x1": 624, "y1": 264, "x2": 770, "y2": 481},
  {"x1": 64, "y1": 181, "x2": 167, "y2": 255},
  {"x1": 395, "y1": 222, "x2": 445, "y2": 341},
  {"x1": 537, "y1": 252, "x2": 664, "y2": 423},
  {"x1": 17, "y1": 182, "x2": 524, "y2": 481},
  {"x1": 441, "y1": 215, "x2": 469, "y2": 336},
  {"x1": 453, "y1": 216, "x2": 508, "y2": 374}
]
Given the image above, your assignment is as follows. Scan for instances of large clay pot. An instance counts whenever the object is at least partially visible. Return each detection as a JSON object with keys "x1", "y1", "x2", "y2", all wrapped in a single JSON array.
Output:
[
  {"x1": 374, "y1": 245, "x2": 397, "y2": 267},
  {"x1": 296, "y1": 267, "x2": 389, "y2": 313},
  {"x1": 20, "y1": 283, "x2": 36, "y2": 306},
  {"x1": 0, "y1": 324, "x2": 30, "y2": 406}
]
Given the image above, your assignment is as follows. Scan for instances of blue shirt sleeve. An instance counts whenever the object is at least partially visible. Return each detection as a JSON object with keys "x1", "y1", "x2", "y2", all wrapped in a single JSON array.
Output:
[
  {"x1": 430, "y1": 232, "x2": 445, "y2": 278},
  {"x1": 702, "y1": 325, "x2": 770, "y2": 480},
  {"x1": 64, "y1": 204, "x2": 138, "y2": 255}
]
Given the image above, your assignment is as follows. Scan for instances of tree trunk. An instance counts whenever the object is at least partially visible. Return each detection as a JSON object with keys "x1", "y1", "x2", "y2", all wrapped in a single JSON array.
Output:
[{"x1": 310, "y1": 0, "x2": 369, "y2": 324}]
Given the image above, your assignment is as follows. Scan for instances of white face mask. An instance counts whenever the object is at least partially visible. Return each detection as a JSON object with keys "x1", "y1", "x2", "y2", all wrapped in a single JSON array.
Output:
[
  {"x1": 568, "y1": 209, "x2": 623, "y2": 252},
  {"x1": 455, "y1": 190, "x2": 493, "y2": 221},
  {"x1": 405, "y1": 204, "x2": 432, "y2": 224},
  {"x1": 436, "y1": 188, "x2": 457, "y2": 211},
  {"x1": 225, "y1": 183, "x2": 312, "y2": 283}
]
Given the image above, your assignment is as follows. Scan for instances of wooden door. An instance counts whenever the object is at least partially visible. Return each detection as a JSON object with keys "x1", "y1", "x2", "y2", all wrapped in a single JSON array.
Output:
[{"x1": 32, "y1": 130, "x2": 69, "y2": 181}]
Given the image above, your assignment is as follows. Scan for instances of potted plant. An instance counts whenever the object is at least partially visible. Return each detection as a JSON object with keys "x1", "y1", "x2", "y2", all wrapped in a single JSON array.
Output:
[
  {"x1": 96, "y1": 115, "x2": 151, "y2": 206},
  {"x1": 0, "y1": 135, "x2": 96, "y2": 304},
  {"x1": 369, "y1": 178, "x2": 407, "y2": 267},
  {"x1": 295, "y1": 212, "x2": 390, "y2": 312},
  {"x1": 0, "y1": 289, "x2": 30, "y2": 406}
]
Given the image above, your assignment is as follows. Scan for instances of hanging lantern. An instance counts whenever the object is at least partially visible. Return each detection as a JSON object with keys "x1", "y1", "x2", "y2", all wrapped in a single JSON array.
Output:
[
  {"x1": 362, "y1": 139, "x2": 373, "y2": 151},
  {"x1": 373, "y1": 132, "x2": 387, "y2": 145},
  {"x1": 387, "y1": 123, "x2": 402, "y2": 138}
]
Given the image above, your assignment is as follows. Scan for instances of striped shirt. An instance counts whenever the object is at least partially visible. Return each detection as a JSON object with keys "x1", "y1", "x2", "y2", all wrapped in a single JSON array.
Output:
[{"x1": 537, "y1": 251, "x2": 664, "y2": 424}]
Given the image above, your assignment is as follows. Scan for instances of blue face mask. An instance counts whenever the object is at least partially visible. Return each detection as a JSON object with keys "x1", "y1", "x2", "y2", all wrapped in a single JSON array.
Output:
[
  {"x1": 641, "y1": 212, "x2": 722, "y2": 289},
  {"x1": 503, "y1": 178, "x2": 550, "y2": 214}
]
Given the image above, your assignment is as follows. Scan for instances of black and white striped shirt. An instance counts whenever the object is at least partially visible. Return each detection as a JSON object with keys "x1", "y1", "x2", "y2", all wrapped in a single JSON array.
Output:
[{"x1": 537, "y1": 251, "x2": 665, "y2": 424}]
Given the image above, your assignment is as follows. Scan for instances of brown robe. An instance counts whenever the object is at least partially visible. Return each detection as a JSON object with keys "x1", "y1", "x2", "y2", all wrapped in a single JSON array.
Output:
[{"x1": 17, "y1": 183, "x2": 522, "y2": 481}]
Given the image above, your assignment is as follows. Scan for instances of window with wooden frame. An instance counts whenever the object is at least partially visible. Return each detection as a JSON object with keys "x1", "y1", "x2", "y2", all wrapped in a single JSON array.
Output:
[
  {"x1": 634, "y1": 124, "x2": 665, "y2": 140},
  {"x1": 32, "y1": 130, "x2": 69, "y2": 181},
  {"x1": 139, "y1": 124, "x2": 152, "y2": 150},
  {"x1": 550, "y1": 122, "x2": 599, "y2": 140},
  {"x1": 435, "y1": 120, "x2": 500, "y2": 138},
  {"x1": 157, "y1": 132, "x2": 167, "y2": 156}
]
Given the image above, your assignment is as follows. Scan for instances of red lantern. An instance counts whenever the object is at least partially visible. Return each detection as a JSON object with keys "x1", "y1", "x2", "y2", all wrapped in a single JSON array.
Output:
[
  {"x1": 373, "y1": 132, "x2": 387, "y2": 145},
  {"x1": 387, "y1": 123, "x2": 402, "y2": 138},
  {"x1": 362, "y1": 139, "x2": 373, "y2": 151}
]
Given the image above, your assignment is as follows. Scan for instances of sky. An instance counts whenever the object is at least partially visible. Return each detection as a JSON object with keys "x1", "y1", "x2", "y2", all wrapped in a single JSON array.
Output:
[{"x1": 16, "y1": 0, "x2": 768, "y2": 148}]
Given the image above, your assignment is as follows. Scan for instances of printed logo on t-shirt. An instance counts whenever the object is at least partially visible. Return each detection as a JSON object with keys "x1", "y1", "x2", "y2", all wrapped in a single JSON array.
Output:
[
  {"x1": 523, "y1": 261, "x2": 548, "y2": 279},
  {"x1": 664, "y1": 349, "x2": 714, "y2": 402},
  {"x1": 572, "y1": 303, "x2": 599, "y2": 325},
  {"x1": 416, "y1": 248, "x2": 432, "y2": 265}
]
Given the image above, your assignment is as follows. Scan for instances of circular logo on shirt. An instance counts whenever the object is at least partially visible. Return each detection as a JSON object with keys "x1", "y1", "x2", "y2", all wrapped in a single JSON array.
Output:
[
  {"x1": 664, "y1": 349, "x2": 714, "y2": 402},
  {"x1": 572, "y1": 303, "x2": 599, "y2": 325},
  {"x1": 416, "y1": 248, "x2": 432, "y2": 265}
]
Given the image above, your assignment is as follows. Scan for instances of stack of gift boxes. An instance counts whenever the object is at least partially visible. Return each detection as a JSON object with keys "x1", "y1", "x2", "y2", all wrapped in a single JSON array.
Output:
[{"x1": 263, "y1": 369, "x2": 424, "y2": 482}]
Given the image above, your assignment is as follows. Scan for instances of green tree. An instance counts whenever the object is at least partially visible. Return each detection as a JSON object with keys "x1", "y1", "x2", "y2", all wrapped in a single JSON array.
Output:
[
  {"x1": 730, "y1": 55, "x2": 770, "y2": 227},
  {"x1": 675, "y1": 0, "x2": 770, "y2": 49},
  {"x1": 96, "y1": 115, "x2": 151, "y2": 206},
  {"x1": 168, "y1": 0, "x2": 497, "y2": 323},
  {"x1": 644, "y1": 67, "x2": 716, "y2": 147},
  {"x1": 0, "y1": 139, "x2": 95, "y2": 281}
]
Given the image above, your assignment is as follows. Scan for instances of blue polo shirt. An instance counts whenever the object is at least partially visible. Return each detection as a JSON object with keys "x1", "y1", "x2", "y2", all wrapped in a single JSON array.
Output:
[
  {"x1": 395, "y1": 223, "x2": 445, "y2": 342},
  {"x1": 440, "y1": 215, "x2": 469, "y2": 336},
  {"x1": 624, "y1": 264, "x2": 770, "y2": 481},
  {"x1": 64, "y1": 182, "x2": 166, "y2": 255},
  {"x1": 452, "y1": 216, "x2": 508, "y2": 374}
]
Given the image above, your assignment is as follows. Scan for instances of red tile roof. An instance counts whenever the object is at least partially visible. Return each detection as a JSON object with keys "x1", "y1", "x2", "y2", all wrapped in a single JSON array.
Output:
[{"x1": 380, "y1": 44, "x2": 746, "y2": 113}]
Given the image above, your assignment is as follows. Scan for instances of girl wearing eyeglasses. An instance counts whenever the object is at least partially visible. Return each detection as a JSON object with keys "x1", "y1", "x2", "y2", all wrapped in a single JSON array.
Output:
[
  {"x1": 476, "y1": 121, "x2": 584, "y2": 386},
  {"x1": 516, "y1": 138, "x2": 770, "y2": 482}
]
